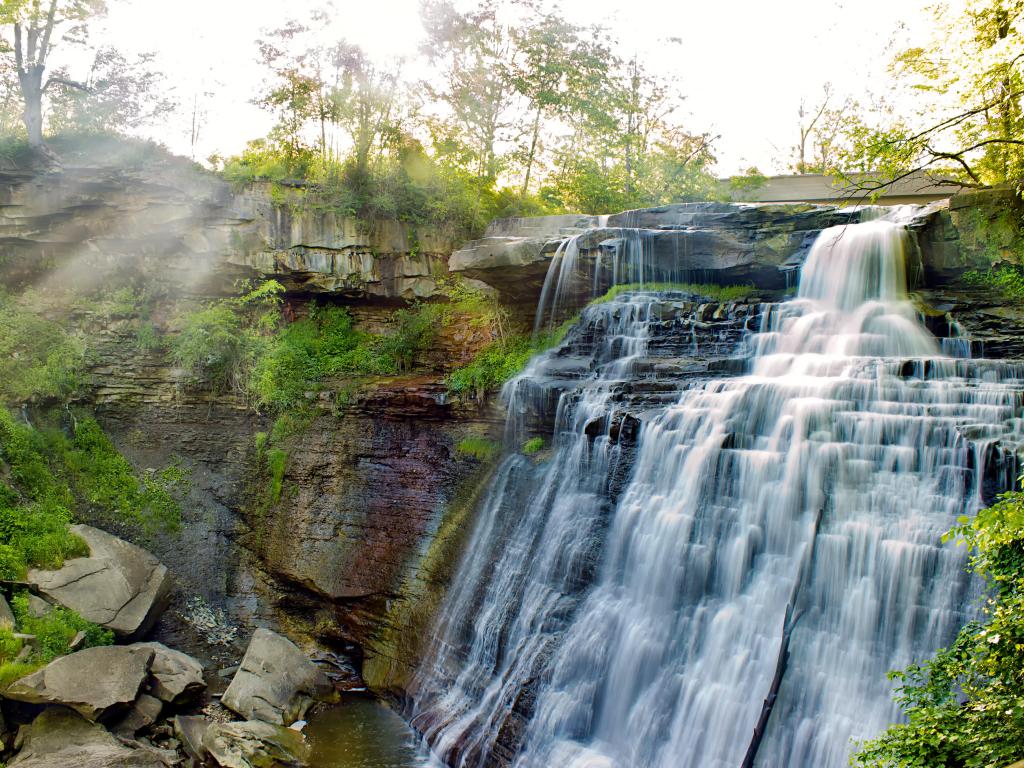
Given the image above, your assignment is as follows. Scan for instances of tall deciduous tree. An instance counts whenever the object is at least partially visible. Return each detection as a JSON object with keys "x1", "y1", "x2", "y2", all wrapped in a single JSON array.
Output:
[
  {"x1": 839, "y1": 0, "x2": 1024, "y2": 192},
  {"x1": 327, "y1": 41, "x2": 403, "y2": 179},
  {"x1": 509, "y1": 8, "x2": 611, "y2": 195},
  {"x1": 47, "y1": 47, "x2": 175, "y2": 135},
  {"x1": 420, "y1": 0, "x2": 517, "y2": 182},
  {"x1": 0, "y1": 0, "x2": 106, "y2": 148}
]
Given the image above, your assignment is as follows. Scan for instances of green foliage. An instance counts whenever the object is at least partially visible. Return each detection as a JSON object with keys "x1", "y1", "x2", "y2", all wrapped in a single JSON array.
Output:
[
  {"x1": 0, "y1": 291, "x2": 84, "y2": 404},
  {"x1": 0, "y1": 408, "x2": 182, "y2": 579},
  {"x1": 0, "y1": 661, "x2": 39, "y2": 689},
  {"x1": 521, "y1": 437, "x2": 545, "y2": 455},
  {"x1": 250, "y1": 303, "x2": 397, "y2": 411},
  {"x1": 171, "y1": 281, "x2": 284, "y2": 396},
  {"x1": 456, "y1": 437, "x2": 498, "y2": 462},
  {"x1": 852, "y1": 481, "x2": 1024, "y2": 767},
  {"x1": 11, "y1": 592, "x2": 113, "y2": 662},
  {"x1": 54, "y1": 416, "x2": 183, "y2": 535},
  {"x1": 965, "y1": 265, "x2": 1024, "y2": 300},
  {"x1": 378, "y1": 303, "x2": 441, "y2": 373},
  {"x1": 266, "y1": 448, "x2": 287, "y2": 504},
  {"x1": 446, "y1": 320, "x2": 574, "y2": 402},
  {"x1": 446, "y1": 335, "x2": 537, "y2": 401},
  {"x1": 0, "y1": 409, "x2": 88, "y2": 578},
  {"x1": 728, "y1": 167, "x2": 769, "y2": 196},
  {"x1": 592, "y1": 282, "x2": 757, "y2": 304},
  {"x1": 177, "y1": 285, "x2": 446, "y2": 413},
  {"x1": 824, "y1": 0, "x2": 1024, "y2": 190}
]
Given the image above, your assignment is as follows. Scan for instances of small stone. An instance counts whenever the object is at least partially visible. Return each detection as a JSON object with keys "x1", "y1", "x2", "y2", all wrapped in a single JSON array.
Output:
[
  {"x1": 25, "y1": 594, "x2": 52, "y2": 618},
  {"x1": 174, "y1": 715, "x2": 211, "y2": 763},
  {"x1": 218, "y1": 665, "x2": 240, "y2": 679},
  {"x1": 0, "y1": 594, "x2": 15, "y2": 629},
  {"x1": 131, "y1": 642, "x2": 205, "y2": 705}
]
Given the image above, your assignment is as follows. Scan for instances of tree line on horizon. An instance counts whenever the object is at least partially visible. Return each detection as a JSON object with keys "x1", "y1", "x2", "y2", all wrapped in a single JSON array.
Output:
[{"x1": 0, "y1": 0, "x2": 1023, "y2": 219}]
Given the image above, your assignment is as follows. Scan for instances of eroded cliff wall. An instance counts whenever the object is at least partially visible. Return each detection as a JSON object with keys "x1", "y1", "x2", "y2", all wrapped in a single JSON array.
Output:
[{"x1": 3, "y1": 150, "x2": 1023, "y2": 702}]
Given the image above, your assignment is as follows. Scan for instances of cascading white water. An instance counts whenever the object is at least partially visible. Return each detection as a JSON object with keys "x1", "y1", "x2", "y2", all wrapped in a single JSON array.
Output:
[{"x1": 411, "y1": 215, "x2": 1024, "y2": 768}]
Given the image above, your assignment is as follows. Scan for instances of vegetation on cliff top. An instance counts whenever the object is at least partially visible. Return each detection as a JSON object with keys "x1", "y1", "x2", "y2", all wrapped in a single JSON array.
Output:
[
  {"x1": 210, "y1": 1, "x2": 718, "y2": 228},
  {"x1": 852, "y1": 480, "x2": 1024, "y2": 767}
]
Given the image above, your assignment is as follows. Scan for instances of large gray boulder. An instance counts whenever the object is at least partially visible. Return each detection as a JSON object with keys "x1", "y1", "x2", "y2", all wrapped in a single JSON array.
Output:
[
  {"x1": 4, "y1": 645, "x2": 154, "y2": 722},
  {"x1": 9, "y1": 707, "x2": 165, "y2": 768},
  {"x1": 222, "y1": 629, "x2": 336, "y2": 725},
  {"x1": 202, "y1": 720, "x2": 309, "y2": 768},
  {"x1": 27, "y1": 525, "x2": 171, "y2": 640},
  {"x1": 131, "y1": 642, "x2": 205, "y2": 705}
]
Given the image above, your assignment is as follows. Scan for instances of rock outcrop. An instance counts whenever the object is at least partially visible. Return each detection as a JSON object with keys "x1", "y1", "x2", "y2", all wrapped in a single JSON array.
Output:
[
  {"x1": 131, "y1": 641, "x2": 205, "y2": 705},
  {"x1": 5, "y1": 645, "x2": 155, "y2": 722},
  {"x1": 222, "y1": 629, "x2": 337, "y2": 725},
  {"x1": 0, "y1": 162, "x2": 461, "y2": 302},
  {"x1": 450, "y1": 203, "x2": 861, "y2": 313},
  {"x1": 28, "y1": 525, "x2": 171, "y2": 640},
  {"x1": 9, "y1": 707, "x2": 165, "y2": 768},
  {"x1": 203, "y1": 720, "x2": 309, "y2": 768}
]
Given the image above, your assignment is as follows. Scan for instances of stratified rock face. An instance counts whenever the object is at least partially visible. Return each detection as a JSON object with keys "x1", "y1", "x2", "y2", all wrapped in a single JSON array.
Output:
[
  {"x1": 28, "y1": 525, "x2": 171, "y2": 640},
  {"x1": 131, "y1": 641, "x2": 206, "y2": 705},
  {"x1": 9, "y1": 707, "x2": 165, "y2": 768},
  {"x1": 5, "y1": 645, "x2": 155, "y2": 722},
  {"x1": 916, "y1": 187, "x2": 1024, "y2": 282},
  {"x1": 227, "y1": 202, "x2": 461, "y2": 299},
  {"x1": 202, "y1": 720, "x2": 309, "y2": 768},
  {"x1": 0, "y1": 165, "x2": 461, "y2": 301},
  {"x1": 222, "y1": 629, "x2": 337, "y2": 725},
  {"x1": 451, "y1": 202, "x2": 862, "y2": 312}
]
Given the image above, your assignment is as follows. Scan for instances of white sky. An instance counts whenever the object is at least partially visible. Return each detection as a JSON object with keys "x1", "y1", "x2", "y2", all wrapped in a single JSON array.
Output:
[{"x1": 86, "y1": 0, "x2": 943, "y2": 175}]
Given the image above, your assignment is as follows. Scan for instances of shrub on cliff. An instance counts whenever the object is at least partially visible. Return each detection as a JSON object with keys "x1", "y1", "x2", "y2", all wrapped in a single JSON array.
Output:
[
  {"x1": 0, "y1": 408, "x2": 182, "y2": 581},
  {"x1": 853, "y1": 479, "x2": 1024, "y2": 767},
  {"x1": 0, "y1": 290, "x2": 84, "y2": 405}
]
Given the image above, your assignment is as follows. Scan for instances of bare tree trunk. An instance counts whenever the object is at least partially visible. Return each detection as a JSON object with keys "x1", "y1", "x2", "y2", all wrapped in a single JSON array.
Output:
[
  {"x1": 521, "y1": 106, "x2": 542, "y2": 196},
  {"x1": 18, "y1": 66, "x2": 44, "y2": 148}
]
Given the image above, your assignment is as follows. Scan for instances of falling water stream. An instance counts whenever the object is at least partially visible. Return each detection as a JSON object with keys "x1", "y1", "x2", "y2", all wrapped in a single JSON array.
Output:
[{"x1": 409, "y1": 211, "x2": 1024, "y2": 767}]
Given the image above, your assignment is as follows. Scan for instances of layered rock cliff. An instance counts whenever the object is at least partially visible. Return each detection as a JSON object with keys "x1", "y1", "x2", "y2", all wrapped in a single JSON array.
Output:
[{"x1": 3, "y1": 149, "x2": 1023, "y2": 706}]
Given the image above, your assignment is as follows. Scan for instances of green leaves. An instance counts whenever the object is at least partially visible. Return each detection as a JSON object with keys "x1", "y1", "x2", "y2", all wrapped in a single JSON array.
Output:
[{"x1": 0, "y1": 291, "x2": 84, "y2": 405}]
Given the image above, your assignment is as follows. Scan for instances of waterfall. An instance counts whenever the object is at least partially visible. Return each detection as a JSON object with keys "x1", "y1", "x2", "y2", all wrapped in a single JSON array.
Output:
[{"x1": 410, "y1": 214, "x2": 1024, "y2": 768}]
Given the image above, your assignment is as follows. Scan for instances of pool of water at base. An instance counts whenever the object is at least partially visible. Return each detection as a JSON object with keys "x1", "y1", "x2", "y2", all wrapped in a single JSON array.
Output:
[{"x1": 306, "y1": 697, "x2": 435, "y2": 768}]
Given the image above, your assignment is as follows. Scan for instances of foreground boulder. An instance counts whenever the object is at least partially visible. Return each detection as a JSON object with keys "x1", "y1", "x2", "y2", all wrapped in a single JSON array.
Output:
[
  {"x1": 222, "y1": 629, "x2": 336, "y2": 725},
  {"x1": 9, "y1": 706, "x2": 165, "y2": 768},
  {"x1": 203, "y1": 720, "x2": 309, "y2": 768},
  {"x1": 5, "y1": 645, "x2": 154, "y2": 722},
  {"x1": 28, "y1": 525, "x2": 171, "y2": 640},
  {"x1": 132, "y1": 642, "x2": 205, "y2": 705}
]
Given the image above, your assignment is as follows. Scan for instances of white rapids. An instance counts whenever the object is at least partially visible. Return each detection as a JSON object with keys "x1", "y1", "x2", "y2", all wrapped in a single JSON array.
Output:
[{"x1": 409, "y1": 215, "x2": 1024, "y2": 768}]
